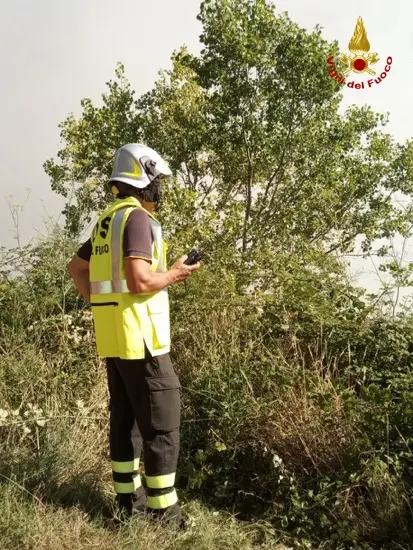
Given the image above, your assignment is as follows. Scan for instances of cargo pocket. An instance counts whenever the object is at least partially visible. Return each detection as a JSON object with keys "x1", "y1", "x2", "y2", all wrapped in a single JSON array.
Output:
[{"x1": 146, "y1": 376, "x2": 181, "y2": 433}]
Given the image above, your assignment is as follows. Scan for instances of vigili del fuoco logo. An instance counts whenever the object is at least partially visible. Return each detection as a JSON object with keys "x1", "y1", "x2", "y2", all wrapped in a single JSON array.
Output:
[{"x1": 327, "y1": 17, "x2": 392, "y2": 90}]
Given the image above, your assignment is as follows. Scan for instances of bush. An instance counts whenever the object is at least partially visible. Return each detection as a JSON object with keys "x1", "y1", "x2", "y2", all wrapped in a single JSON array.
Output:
[{"x1": 1, "y1": 230, "x2": 413, "y2": 549}]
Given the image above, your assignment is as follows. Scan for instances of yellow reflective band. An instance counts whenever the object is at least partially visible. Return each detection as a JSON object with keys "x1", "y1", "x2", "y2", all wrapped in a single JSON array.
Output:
[
  {"x1": 145, "y1": 472, "x2": 176, "y2": 489},
  {"x1": 147, "y1": 489, "x2": 178, "y2": 510},
  {"x1": 113, "y1": 476, "x2": 141, "y2": 494},
  {"x1": 120, "y1": 157, "x2": 142, "y2": 178},
  {"x1": 90, "y1": 280, "x2": 129, "y2": 294},
  {"x1": 111, "y1": 459, "x2": 140, "y2": 474},
  {"x1": 111, "y1": 208, "x2": 128, "y2": 282}
]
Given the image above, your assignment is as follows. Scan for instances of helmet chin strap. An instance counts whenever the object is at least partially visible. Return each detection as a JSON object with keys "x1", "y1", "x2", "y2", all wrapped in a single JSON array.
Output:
[
  {"x1": 140, "y1": 177, "x2": 162, "y2": 210},
  {"x1": 110, "y1": 173, "x2": 163, "y2": 210}
]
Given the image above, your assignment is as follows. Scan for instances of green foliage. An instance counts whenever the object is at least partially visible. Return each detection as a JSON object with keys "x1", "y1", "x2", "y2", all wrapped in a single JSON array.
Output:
[
  {"x1": 43, "y1": 63, "x2": 143, "y2": 236},
  {"x1": 171, "y1": 287, "x2": 413, "y2": 548},
  {"x1": 4, "y1": 0, "x2": 413, "y2": 548},
  {"x1": 45, "y1": 1, "x2": 413, "y2": 297},
  {"x1": 2, "y1": 222, "x2": 413, "y2": 548}
]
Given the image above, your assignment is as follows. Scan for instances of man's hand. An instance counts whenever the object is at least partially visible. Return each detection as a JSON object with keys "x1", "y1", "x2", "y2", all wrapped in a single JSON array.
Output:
[{"x1": 169, "y1": 255, "x2": 200, "y2": 283}]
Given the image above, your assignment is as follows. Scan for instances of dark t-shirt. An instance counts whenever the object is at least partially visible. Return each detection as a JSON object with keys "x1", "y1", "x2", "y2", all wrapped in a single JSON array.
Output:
[{"x1": 77, "y1": 208, "x2": 153, "y2": 263}]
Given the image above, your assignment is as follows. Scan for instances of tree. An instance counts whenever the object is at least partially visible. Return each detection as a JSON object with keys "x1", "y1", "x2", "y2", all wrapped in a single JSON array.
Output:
[
  {"x1": 44, "y1": 0, "x2": 413, "y2": 294},
  {"x1": 43, "y1": 64, "x2": 144, "y2": 236}
]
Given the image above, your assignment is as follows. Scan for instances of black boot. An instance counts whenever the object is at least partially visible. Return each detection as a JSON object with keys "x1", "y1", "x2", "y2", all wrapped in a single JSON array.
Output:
[
  {"x1": 116, "y1": 489, "x2": 146, "y2": 521},
  {"x1": 147, "y1": 502, "x2": 187, "y2": 531}
]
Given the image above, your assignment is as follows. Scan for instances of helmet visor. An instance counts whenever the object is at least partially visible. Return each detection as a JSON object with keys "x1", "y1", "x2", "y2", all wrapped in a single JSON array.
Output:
[{"x1": 140, "y1": 156, "x2": 171, "y2": 182}]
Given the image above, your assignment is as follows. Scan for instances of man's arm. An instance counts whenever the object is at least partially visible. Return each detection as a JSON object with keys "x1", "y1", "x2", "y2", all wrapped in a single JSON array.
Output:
[
  {"x1": 124, "y1": 256, "x2": 199, "y2": 295},
  {"x1": 67, "y1": 256, "x2": 91, "y2": 303},
  {"x1": 122, "y1": 208, "x2": 199, "y2": 294},
  {"x1": 67, "y1": 253, "x2": 198, "y2": 299},
  {"x1": 67, "y1": 211, "x2": 199, "y2": 300}
]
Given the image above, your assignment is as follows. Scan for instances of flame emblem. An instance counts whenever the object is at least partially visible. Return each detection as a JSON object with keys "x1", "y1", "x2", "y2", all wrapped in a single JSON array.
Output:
[{"x1": 341, "y1": 17, "x2": 379, "y2": 76}]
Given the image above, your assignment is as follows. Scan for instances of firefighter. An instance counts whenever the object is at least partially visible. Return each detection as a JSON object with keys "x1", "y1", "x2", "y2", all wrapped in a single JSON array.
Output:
[{"x1": 67, "y1": 143, "x2": 200, "y2": 528}]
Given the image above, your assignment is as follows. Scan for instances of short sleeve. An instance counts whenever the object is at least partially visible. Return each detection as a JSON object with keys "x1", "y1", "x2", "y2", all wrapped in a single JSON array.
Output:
[
  {"x1": 77, "y1": 239, "x2": 92, "y2": 261},
  {"x1": 123, "y1": 209, "x2": 153, "y2": 262}
]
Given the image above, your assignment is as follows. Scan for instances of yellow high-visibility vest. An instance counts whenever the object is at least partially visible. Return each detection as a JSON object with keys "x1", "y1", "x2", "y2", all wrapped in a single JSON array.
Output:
[{"x1": 89, "y1": 196, "x2": 170, "y2": 359}]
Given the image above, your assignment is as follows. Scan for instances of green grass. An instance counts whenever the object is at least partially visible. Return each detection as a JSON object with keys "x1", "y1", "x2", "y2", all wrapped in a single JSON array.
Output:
[
  {"x1": 1, "y1": 292, "x2": 413, "y2": 548},
  {"x1": 0, "y1": 485, "x2": 291, "y2": 550},
  {"x1": 0, "y1": 338, "x2": 290, "y2": 550}
]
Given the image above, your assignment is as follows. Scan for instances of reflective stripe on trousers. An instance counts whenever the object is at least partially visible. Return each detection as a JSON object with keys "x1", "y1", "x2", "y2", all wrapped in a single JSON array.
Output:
[
  {"x1": 112, "y1": 464, "x2": 178, "y2": 507},
  {"x1": 112, "y1": 459, "x2": 142, "y2": 494},
  {"x1": 147, "y1": 489, "x2": 178, "y2": 510},
  {"x1": 146, "y1": 472, "x2": 178, "y2": 510}
]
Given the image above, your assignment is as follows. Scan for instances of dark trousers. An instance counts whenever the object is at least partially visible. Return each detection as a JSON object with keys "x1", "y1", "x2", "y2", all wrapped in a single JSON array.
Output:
[{"x1": 106, "y1": 348, "x2": 181, "y2": 512}]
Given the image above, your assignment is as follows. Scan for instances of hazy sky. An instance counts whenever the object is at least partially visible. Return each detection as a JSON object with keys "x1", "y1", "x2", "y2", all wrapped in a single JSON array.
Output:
[{"x1": 1, "y1": 0, "x2": 412, "y2": 297}]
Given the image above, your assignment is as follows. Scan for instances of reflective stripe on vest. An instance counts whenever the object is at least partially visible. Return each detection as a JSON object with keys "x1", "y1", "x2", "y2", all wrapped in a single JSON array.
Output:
[
  {"x1": 90, "y1": 206, "x2": 164, "y2": 295},
  {"x1": 90, "y1": 279, "x2": 129, "y2": 294}
]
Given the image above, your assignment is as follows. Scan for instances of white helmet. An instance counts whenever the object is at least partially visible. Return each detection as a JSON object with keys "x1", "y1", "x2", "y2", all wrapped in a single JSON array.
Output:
[{"x1": 109, "y1": 143, "x2": 172, "y2": 189}]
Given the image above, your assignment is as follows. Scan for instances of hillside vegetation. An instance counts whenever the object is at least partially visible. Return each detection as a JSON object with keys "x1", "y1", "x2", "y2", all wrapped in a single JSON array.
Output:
[{"x1": 2, "y1": 1, "x2": 413, "y2": 548}]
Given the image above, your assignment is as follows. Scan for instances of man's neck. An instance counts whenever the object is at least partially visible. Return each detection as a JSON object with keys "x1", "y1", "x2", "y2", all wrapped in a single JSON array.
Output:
[{"x1": 116, "y1": 195, "x2": 156, "y2": 214}]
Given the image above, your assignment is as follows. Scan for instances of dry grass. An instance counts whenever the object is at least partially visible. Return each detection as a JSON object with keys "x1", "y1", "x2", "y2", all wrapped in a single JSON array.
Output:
[
  {"x1": 255, "y1": 379, "x2": 357, "y2": 475},
  {"x1": 0, "y1": 337, "x2": 291, "y2": 550},
  {"x1": 0, "y1": 486, "x2": 291, "y2": 550},
  {"x1": 1, "y1": 303, "x2": 412, "y2": 549}
]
